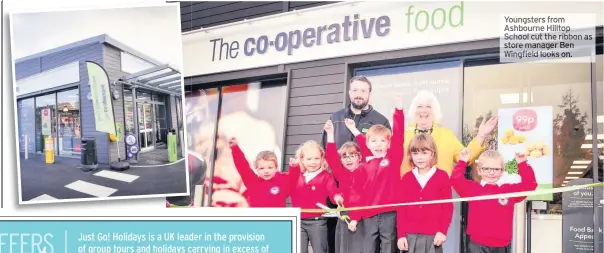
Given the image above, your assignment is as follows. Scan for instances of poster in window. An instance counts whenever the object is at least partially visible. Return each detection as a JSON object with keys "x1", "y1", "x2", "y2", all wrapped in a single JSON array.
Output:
[
  {"x1": 41, "y1": 108, "x2": 51, "y2": 136},
  {"x1": 182, "y1": 82, "x2": 287, "y2": 208},
  {"x1": 497, "y1": 106, "x2": 554, "y2": 201}
]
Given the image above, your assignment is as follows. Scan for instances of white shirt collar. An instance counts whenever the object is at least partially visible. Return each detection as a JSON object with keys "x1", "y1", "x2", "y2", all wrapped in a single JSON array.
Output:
[
  {"x1": 412, "y1": 166, "x2": 437, "y2": 188},
  {"x1": 480, "y1": 180, "x2": 503, "y2": 187},
  {"x1": 366, "y1": 154, "x2": 385, "y2": 162},
  {"x1": 304, "y1": 169, "x2": 322, "y2": 183}
]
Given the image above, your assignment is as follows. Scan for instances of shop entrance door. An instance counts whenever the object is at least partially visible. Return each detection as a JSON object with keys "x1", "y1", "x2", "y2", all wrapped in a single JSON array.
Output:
[
  {"x1": 35, "y1": 94, "x2": 58, "y2": 155},
  {"x1": 138, "y1": 103, "x2": 155, "y2": 152}
]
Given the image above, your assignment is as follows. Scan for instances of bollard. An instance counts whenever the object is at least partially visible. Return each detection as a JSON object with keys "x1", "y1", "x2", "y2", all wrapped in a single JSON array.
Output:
[
  {"x1": 168, "y1": 131, "x2": 177, "y2": 162},
  {"x1": 44, "y1": 137, "x2": 54, "y2": 164}
]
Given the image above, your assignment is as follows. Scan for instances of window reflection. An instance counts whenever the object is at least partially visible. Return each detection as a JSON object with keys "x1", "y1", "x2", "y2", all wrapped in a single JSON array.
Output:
[
  {"x1": 182, "y1": 81, "x2": 288, "y2": 208},
  {"x1": 124, "y1": 89, "x2": 135, "y2": 134},
  {"x1": 35, "y1": 94, "x2": 57, "y2": 153},
  {"x1": 17, "y1": 98, "x2": 35, "y2": 154},
  {"x1": 57, "y1": 89, "x2": 81, "y2": 156},
  {"x1": 463, "y1": 56, "x2": 597, "y2": 253}
]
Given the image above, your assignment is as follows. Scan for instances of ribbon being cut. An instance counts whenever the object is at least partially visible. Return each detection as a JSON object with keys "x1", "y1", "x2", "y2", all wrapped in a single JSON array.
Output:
[{"x1": 310, "y1": 181, "x2": 604, "y2": 214}]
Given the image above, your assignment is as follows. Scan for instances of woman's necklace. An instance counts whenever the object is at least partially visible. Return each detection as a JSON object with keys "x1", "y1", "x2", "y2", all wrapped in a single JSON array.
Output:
[{"x1": 414, "y1": 124, "x2": 433, "y2": 135}]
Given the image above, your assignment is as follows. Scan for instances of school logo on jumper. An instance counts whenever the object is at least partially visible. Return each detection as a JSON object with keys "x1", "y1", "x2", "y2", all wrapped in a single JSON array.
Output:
[
  {"x1": 380, "y1": 159, "x2": 390, "y2": 167},
  {"x1": 498, "y1": 198, "x2": 509, "y2": 206},
  {"x1": 270, "y1": 186, "x2": 280, "y2": 195}
]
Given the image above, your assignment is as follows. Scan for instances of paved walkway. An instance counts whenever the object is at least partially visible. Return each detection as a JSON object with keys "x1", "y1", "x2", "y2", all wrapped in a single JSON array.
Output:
[
  {"x1": 19, "y1": 152, "x2": 187, "y2": 202},
  {"x1": 131, "y1": 144, "x2": 183, "y2": 165}
]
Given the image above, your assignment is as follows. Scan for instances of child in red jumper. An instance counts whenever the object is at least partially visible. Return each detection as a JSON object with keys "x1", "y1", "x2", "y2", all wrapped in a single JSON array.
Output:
[
  {"x1": 324, "y1": 120, "x2": 365, "y2": 253},
  {"x1": 396, "y1": 133, "x2": 453, "y2": 253},
  {"x1": 229, "y1": 137, "x2": 297, "y2": 207},
  {"x1": 345, "y1": 94, "x2": 405, "y2": 253},
  {"x1": 290, "y1": 140, "x2": 342, "y2": 253},
  {"x1": 453, "y1": 149, "x2": 537, "y2": 253}
]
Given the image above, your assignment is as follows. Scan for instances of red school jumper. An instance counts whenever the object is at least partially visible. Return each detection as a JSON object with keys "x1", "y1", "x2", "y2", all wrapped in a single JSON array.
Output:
[
  {"x1": 349, "y1": 108, "x2": 405, "y2": 221},
  {"x1": 290, "y1": 168, "x2": 339, "y2": 219},
  {"x1": 451, "y1": 160, "x2": 538, "y2": 247},
  {"x1": 325, "y1": 142, "x2": 365, "y2": 209},
  {"x1": 231, "y1": 144, "x2": 295, "y2": 207},
  {"x1": 396, "y1": 168, "x2": 453, "y2": 238}
]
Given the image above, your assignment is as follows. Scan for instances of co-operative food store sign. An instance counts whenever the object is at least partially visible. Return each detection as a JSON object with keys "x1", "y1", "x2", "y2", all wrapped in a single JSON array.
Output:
[{"x1": 182, "y1": 1, "x2": 602, "y2": 77}]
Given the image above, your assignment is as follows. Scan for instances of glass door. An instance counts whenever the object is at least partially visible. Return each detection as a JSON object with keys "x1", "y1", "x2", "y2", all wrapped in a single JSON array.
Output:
[
  {"x1": 57, "y1": 89, "x2": 81, "y2": 157},
  {"x1": 35, "y1": 94, "x2": 57, "y2": 154},
  {"x1": 138, "y1": 103, "x2": 155, "y2": 151}
]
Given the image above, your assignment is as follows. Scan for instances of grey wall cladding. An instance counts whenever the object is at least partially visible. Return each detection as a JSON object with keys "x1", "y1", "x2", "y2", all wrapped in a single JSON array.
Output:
[
  {"x1": 282, "y1": 62, "x2": 346, "y2": 169},
  {"x1": 77, "y1": 44, "x2": 111, "y2": 164},
  {"x1": 101, "y1": 44, "x2": 128, "y2": 162},
  {"x1": 179, "y1": 1, "x2": 337, "y2": 32}
]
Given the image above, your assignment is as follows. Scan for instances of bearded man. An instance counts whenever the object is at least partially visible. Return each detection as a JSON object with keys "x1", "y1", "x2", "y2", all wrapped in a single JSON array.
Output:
[{"x1": 321, "y1": 75, "x2": 391, "y2": 150}]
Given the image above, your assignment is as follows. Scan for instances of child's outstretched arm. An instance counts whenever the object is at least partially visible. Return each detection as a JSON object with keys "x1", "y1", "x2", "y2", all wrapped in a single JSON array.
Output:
[
  {"x1": 324, "y1": 120, "x2": 349, "y2": 181},
  {"x1": 451, "y1": 149, "x2": 482, "y2": 198},
  {"x1": 346, "y1": 119, "x2": 373, "y2": 159},
  {"x1": 229, "y1": 137, "x2": 260, "y2": 187},
  {"x1": 386, "y1": 94, "x2": 405, "y2": 174},
  {"x1": 506, "y1": 153, "x2": 538, "y2": 203},
  {"x1": 287, "y1": 157, "x2": 302, "y2": 189},
  {"x1": 326, "y1": 174, "x2": 343, "y2": 205}
]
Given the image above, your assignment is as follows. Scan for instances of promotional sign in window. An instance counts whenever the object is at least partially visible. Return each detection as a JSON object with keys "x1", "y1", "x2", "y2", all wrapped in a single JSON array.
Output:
[
  {"x1": 497, "y1": 106, "x2": 554, "y2": 201},
  {"x1": 41, "y1": 108, "x2": 52, "y2": 136},
  {"x1": 562, "y1": 178, "x2": 603, "y2": 253}
]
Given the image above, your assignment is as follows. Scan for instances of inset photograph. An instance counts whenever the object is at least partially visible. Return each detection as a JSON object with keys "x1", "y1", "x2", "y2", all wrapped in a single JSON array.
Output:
[{"x1": 10, "y1": 3, "x2": 188, "y2": 204}]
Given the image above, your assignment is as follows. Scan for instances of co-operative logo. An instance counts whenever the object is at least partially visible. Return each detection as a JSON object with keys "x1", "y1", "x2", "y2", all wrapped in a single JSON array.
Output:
[{"x1": 0, "y1": 233, "x2": 55, "y2": 253}]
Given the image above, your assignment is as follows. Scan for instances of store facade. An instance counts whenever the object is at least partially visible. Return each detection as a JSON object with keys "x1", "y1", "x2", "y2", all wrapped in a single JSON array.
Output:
[
  {"x1": 15, "y1": 34, "x2": 183, "y2": 164},
  {"x1": 182, "y1": 2, "x2": 603, "y2": 253}
]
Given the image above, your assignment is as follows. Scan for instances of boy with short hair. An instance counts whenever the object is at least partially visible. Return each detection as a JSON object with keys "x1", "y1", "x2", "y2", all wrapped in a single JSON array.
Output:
[
  {"x1": 453, "y1": 149, "x2": 538, "y2": 253},
  {"x1": 229, "y1": 137, "x2": 295, "y2": 207},
  {"x1": 345, "y1": 94, "x2": 406, "y2": 253}
]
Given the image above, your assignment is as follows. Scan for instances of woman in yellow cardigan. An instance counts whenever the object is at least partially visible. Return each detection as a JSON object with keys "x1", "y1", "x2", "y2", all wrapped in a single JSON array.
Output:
[{"x1": 400, "y1": 90, "x2": 499, "y2": 177}]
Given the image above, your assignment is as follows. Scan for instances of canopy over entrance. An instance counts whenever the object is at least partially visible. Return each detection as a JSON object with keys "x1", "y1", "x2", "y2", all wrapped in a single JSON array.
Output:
[{"x1": 119, "y1": 64, "x2": 182, "y2": 96}]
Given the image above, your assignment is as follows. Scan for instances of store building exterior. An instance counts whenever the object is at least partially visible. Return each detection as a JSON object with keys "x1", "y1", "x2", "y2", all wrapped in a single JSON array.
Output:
[
  {"x1": 180, "y1": 1, "x2": 603, "y2": 253},
  {"x1": 15, "y1": 34, "x2": 184, "y2": 164}
]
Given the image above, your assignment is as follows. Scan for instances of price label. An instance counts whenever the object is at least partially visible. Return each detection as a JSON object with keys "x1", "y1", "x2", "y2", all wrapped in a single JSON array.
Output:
[{"x1": 513, "y1": 109, "x2": 538, "y2": 131}]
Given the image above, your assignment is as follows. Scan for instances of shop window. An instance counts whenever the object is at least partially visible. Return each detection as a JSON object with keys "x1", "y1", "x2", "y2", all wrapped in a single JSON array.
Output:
[
  {"x1": 356, "y1": 61, "x2": 463, "y2": 134},
  {"x1": 185, "y1": 81, "x2": 287, "y2": 207},
  {"x1": 463, "y1": 56, "x2": 595, "y2": 252},
  {"x1": 57, "y1": 89, "x2": 81, "y2": 156},
  {"x1": 124, "y1": 89, "x2": 135, "y2": 134},
  {"x1": 34, "y1": 94, "x2": 57, "y2": 153},
  {"x1": 17, "y1": 98, "x2": 35, "y2": 154}
]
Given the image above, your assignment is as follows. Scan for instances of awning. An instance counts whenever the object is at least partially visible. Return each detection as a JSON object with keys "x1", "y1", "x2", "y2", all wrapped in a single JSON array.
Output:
[{"x1": 119, "y1": 64, "x2": 182, "y2": 96}]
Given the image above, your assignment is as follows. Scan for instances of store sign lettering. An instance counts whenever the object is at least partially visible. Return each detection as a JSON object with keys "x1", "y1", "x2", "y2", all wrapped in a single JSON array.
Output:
[{"x1": 209, "y1": 2, "x2": 465, "y2": 62}]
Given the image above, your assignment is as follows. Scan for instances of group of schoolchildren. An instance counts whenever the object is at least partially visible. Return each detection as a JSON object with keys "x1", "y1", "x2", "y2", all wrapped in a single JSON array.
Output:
[{"x1": 229, "y1": 95, "x2": 538, "y2": 253}]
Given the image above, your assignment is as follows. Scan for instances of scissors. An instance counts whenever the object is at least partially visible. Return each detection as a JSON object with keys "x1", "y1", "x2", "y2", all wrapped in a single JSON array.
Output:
[{"x1": 316, "y1": 203, "x2": 350, "y2": 225}]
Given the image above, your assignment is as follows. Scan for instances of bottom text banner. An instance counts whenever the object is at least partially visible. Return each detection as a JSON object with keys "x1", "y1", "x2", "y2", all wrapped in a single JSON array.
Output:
[{"x1": 0, "y1": 218, "x2": 295, "y2": 253}]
